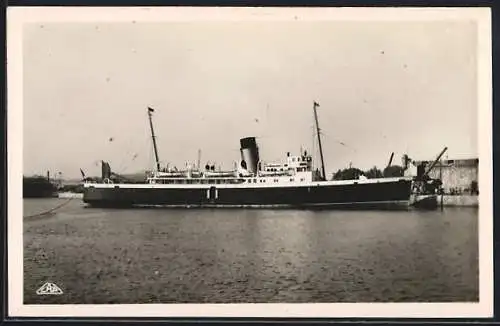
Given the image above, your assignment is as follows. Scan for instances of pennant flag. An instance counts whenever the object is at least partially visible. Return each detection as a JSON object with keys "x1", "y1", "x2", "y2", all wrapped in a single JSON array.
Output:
[
  {"x1": 148, "y1": 107, "x2": 155, "y2": 113},
  {"x1": 314, "y1": 101, "x2": 320, "y2": 107}
]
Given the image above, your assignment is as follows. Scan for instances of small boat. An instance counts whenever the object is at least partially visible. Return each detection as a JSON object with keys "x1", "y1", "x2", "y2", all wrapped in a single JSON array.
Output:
[{"x1": 23, "y1": 173, "x2": 58, "y2": 198}]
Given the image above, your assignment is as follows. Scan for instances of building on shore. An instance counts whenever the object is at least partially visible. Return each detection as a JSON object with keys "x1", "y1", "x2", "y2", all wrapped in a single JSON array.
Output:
[{"x1": 404, "y1": 158, "x2": 479, "y2": 195}]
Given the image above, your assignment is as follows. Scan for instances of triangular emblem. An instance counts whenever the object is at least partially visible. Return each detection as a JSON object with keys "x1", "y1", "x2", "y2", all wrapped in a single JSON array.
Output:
[{"x1": 36, "y1": 282, "x2": 63, "y2": 295}]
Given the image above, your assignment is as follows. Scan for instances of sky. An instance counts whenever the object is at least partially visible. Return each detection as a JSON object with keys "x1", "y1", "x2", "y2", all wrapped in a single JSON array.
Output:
[{"x1": 23, "y1": 20, "x2": 478, "y2": 179}]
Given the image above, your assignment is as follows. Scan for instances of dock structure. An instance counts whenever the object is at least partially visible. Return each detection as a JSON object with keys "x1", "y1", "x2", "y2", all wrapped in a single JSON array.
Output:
[
  {"x1": 405, "y1": 158, "x2": 479, "y2": 207},
  {"x1": 406, "y1": 158, "x2": 478, "y2": 195}
]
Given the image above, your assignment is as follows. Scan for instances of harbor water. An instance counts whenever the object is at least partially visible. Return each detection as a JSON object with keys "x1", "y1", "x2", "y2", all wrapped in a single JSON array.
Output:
[{"x1": 23, "y1": 198, "x2": 478, "y2": 304}]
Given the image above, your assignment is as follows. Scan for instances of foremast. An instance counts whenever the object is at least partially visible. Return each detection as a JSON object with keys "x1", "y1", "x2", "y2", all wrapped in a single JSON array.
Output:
[{"x1": 147, "y1": 107, "x2": 161, "y2": 172}]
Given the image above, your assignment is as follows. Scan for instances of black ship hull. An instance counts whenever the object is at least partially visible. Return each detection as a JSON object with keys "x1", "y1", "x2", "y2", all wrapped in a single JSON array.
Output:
[{"x1": 83, "y1": 178, "x2": 413, "y2": 210}]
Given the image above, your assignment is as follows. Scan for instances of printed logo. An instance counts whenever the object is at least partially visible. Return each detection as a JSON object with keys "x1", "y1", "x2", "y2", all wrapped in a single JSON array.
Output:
[{"x1": 36, "y1": 282, "x2": 63, "y2": 295}]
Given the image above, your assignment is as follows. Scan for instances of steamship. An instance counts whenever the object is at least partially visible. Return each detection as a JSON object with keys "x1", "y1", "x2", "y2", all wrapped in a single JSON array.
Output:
[{"x1": 82, "y1": 103, "x2": 414, "y2": 209}]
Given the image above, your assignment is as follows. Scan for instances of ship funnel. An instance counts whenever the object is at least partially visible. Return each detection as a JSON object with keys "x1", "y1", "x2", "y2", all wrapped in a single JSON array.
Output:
[
  {"x1": 239, "y1": 137, "x2": 260, "y2": 175},
  {"x1": 101, "y1": 161, "x2": 112, "y2": 180}
]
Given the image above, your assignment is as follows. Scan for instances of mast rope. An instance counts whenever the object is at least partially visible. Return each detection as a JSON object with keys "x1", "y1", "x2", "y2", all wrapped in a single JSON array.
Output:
[
  {"x1": 23, "y1": 197, "x2": 74, "y2": 219},
  {"x1": 114, "y1": 153, "x2": 139, "y2": 175}
]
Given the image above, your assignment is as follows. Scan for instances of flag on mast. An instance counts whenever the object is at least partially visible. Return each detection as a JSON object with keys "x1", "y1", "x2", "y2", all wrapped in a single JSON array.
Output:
[
  {"x1": 314, "y1": 101, "x2": 320, "y2": 107},
  {"x1": 148, "y1": 107, "x2": 155, "y2": 113}
]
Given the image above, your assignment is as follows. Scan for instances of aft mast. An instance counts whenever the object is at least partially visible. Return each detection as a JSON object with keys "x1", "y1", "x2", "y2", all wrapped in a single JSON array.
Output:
[
  {"x1": 313, "y1": 101, "x2": 326, "y2": 181},
  {"x1": 147, "y1": 107, "x2": 161, "y2": 172}
]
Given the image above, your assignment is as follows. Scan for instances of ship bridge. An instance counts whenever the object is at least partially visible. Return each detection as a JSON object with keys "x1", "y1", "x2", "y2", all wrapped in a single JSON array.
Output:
[{"x1": 261, "y1": 152, "x2": 312, "y2": 174}]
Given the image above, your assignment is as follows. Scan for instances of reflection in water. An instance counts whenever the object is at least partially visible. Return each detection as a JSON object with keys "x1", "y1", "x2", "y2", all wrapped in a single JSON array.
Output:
[{"x1": 23, "y1": 199, "x2": 479, "y2": 304}]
